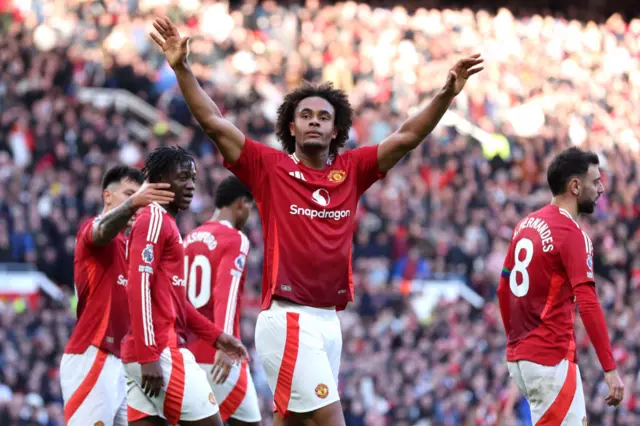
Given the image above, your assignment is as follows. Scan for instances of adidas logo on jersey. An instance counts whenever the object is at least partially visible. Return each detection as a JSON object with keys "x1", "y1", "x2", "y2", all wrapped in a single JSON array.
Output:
[{"x1": 289, "y1": 171, "x2": 307, "y2": 181}]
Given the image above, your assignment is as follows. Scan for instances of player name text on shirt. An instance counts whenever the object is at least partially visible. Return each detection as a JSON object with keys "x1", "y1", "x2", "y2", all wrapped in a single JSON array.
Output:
[{"x1": 514, "y1": 217, "x2": 555, "y2": 252}]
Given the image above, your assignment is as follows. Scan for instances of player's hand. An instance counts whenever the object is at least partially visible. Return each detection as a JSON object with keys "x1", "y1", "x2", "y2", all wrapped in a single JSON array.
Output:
[
  {"x1": 441, "y1": 53, "x2": 484, "y2": 96},
  {"x1": 150, "y1": 17, "x2": 191, "y2": 70},
  {"x1": 604, "y1": 369, "x2": 624, "y2": 406},
  {"x1": 141, "y1": 361, "x2": 164, "y2": 398},
  {"x1": 211, "y1": 350, "x2": 233, "y2": 385},
  {"x1": 131, "y1": 182, "x2": 175, "y2": 209},
  {"x1": 214, "y1": 333, "x2": 249, "y2": 364}
]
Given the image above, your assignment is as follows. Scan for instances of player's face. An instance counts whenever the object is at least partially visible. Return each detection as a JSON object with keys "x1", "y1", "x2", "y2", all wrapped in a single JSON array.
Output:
[
  {"x1": 290, "y1": 97, "x2": 338, "y2": 154},
  {"x1": 104, "y1": 179, "x2": 141, "y2": 211},
  {"x1": 577, "y1": 164, "x2": 604, "y2": 214},
  {"x1": 168, "y1": 160, "x2": 196, "y2": 212}
]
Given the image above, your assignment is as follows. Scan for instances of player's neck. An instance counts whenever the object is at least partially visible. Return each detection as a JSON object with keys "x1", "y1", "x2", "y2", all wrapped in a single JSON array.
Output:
[
  {"x1": 211, "y1": 209, "x2": 237, "y2": 229},
  {"x1": 295, "y1": 148, "x2": 329, "y2": 170},
  {"x1": 550, "y1": 197, "x2": 578, "y2": 221}
]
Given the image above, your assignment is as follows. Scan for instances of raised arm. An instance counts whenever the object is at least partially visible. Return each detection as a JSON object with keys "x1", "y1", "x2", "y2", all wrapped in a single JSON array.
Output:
[
  {"x1": 377, "y1": 54, "x2": 483, "y2": 173},
  {"x1": 150, "y1": 17, "x2": 245, "y2": 164}
]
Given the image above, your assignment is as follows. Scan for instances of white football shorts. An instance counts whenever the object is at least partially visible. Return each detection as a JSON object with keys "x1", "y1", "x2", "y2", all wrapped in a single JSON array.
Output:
[
  {"x1": 507, "y1": 359, "x2": 586, "y2": 425},
  {"x1": 60, "y1": 345, "x2": 127, "y2": 426},
  {"x1": 255, "y1": 299, "x2": 342, "y2": 416},
  {"x1": 198, "y1": 360, "x2": 261, "y2": 423},
  {"x1": 124, "y1": 347, "x2": 219, "y2": 424}
]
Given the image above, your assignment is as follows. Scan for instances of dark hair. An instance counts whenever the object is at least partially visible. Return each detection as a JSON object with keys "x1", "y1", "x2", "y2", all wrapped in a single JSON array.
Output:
[
  {"x1": 142, "y1": 146, "x2": 195, "y2": 183},
  {"x1": 102, "y1": 165, "x2": 144, "y2": 190},
  {"x1": 276, "y1": 81, "x2": 353, "y2": 156},
  {"x1": 215, "y1": 176, "x2": 253, "y2": 208},
  {"x1": 547, "y1": 147, "x2": 600, "y2": 196}
]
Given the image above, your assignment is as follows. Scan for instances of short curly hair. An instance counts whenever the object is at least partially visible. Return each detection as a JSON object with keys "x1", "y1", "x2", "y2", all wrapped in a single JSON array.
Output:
[{"x1": 276, "y1": 82, "x2": 353, "y2": 156}]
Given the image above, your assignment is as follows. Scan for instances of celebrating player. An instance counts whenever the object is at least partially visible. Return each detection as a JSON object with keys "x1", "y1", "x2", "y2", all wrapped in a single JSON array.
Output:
[
  {"x1": 185, "y1": 176, "x2": 260, "y2": 426},
  {"x1": 150, "y1": 16, "x2": 482, "y2": 426},
  {"x1": 497, "y1": 147, "x2": 624, "y2": 424},
  {"x1": 122, "y1": 147, "x2": 249, "y2": 426},
  {"x1": 61, "y1": 165, "x2": 174, "y2": 426}
]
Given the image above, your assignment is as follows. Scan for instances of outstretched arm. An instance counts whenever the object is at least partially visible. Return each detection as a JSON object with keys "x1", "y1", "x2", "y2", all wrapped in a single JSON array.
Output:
[
  {"x1": 377, "y1": 54, "x2": 483, "y2": 173},
  {"x1": 150, "y1": 17, "x2": 245, "y2": 164}
]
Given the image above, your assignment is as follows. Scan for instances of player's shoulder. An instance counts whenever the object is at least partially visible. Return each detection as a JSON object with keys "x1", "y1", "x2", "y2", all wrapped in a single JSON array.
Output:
[
  {"x1": 246, "y1": 136, "x2": 287, "y2": 160},
  {"x1": 216, "y1": 221, "x2": 249, "y2": 252},
  {"x1": 77, "y1": 216, "x2": 99, "y2": 234},
  {"x1": 131, "y1": 203, "x2": 174, "y2": 240}
]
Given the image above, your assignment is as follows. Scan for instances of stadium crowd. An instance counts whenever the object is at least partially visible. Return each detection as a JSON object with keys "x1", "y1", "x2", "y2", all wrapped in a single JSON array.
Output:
[{"x1": 1, "y1": 0, "x2": 640, "y2": 425}]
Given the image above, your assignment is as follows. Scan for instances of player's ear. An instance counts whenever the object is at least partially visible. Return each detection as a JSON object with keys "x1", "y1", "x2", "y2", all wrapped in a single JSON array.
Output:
[
  {"x1": 289, "y1": 121, "x2": 295, "y2": 137},
  {"x1": 103, "y1": 189, "x2": 112, "y2": 206},
  {"x1": 570, "y1": 178, "x2": 580, "y2": 196}
]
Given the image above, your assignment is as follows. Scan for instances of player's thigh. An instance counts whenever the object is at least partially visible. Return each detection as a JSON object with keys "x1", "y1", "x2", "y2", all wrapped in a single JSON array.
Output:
[
  {"x1": 61, "y1": 347, "x2": 126, "y2": 426},
  {"x1": 519, "y1": 359, "x2": 582, "y2": 424},
  {"x1": 198, "y1": 361, "x2": 261, "y2": 423},
  {"x1": 255, "y1": 309, "x2": 339, "y2": 416},
  {"x1": 294, "y1": 401, "x2": 346, "y2": 426}
]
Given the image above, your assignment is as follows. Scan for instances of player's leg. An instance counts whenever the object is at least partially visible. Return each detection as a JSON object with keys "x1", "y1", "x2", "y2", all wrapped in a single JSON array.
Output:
[
  {"x1": 129, "y1": 417, "x2": 168, "y2": 426},
  {"x1": 519, "y1": 359, "x2": 580, "y2": 424},
  {"x1": 61, "y1": 346, "x2": 123, "y2": 426},
  {"x1": 255, "y1": 302, "x2": 345, "y2": 426}
]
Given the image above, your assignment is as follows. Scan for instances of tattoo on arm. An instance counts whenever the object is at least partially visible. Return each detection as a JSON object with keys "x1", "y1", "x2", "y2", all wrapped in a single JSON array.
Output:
[{"x1": 91, "y1": 198, "x2": 136, "y2": 246}]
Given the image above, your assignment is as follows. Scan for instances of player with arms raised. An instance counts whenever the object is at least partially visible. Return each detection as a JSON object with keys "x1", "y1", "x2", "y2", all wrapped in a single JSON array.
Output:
[
  {"x1": 61, "y1": 165, "x2": 174, "y2": 426},
  {"x1": 123, "y1": 147, "x2": 249, "y2": 426},
  {"x1": 185, "y1": 176, "x2": 260, "y2": 426},
  {"x1": 150, "y1": 16, "x2": 482, "y2": 426},
  {"x1": 497, "y1": 147, "x2": 624, "y2": 424}
]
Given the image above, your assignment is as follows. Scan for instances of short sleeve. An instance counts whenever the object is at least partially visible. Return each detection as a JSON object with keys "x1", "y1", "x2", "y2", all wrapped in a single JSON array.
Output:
[
  {"x1": 224, "y1": 137, "x2": 284, "y2": 194},
  {"x1": 76, "y1": 218, "x2": 98, "y2": 249},
  {"x1": 559, "y1": 227, "x2": 595, "y2": 288},
  {"x1": 349, "y1": 144, "x2": 386, "y2": 196}
]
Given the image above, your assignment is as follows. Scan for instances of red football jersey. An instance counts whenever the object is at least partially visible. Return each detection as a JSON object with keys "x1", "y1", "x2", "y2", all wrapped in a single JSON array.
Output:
[
  {"x1": 225, "y1": 137, "x2": 385, "y2": 310},
  {"x1": 184, "y1": 220, "x2": 250, "y2": 364},
  {"x1": 121, "y1": 203, "x2": 222, "y2": 364},
  {"x1": 65, "y1": 217, "x2": 130, "y2": 358},
  {"x1": 501, "y1": 205, "x2": 595, "y2": 366}
]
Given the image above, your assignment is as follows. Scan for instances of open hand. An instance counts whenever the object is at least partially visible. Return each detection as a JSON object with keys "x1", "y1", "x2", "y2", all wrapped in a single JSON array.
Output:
[
  {"x1": 141, "y1": 360, "x2": 164, "y2": 398},
  {"x1": 215, "y1": 333, "x2": 249, "y2": 364},
  {"x1": 441, "y1": 53, "x2": 484, "y2": 96},
  {"x1": 131, "y1": 182, "x2": 174, "y2": 208},
  {"x1": 150, "y1": 17, "x2": 190, "y2": 70},
  {"x1": 211, "y1": 350, "x2": 233, "y2": 384}
]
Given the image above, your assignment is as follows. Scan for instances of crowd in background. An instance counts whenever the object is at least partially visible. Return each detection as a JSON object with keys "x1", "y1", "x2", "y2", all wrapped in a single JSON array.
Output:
[{"x1": 1, "y1": 0, "x2": 640, "y2": 425}]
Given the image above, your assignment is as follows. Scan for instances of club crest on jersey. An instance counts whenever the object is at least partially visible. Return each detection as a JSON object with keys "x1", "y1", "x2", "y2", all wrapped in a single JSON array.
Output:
[
  {"x1": 235, "y1": 254, "x2": 246, "y2": 271},
  {"x1": 315, "y1": 384, "x2": 329, "y2": 399},
  {"x1": 142, "y1": 244, "x2": 154, "y2": 264},
  {"x1": 328, "y1": 170, "x2": 346, "y2": 183}
]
